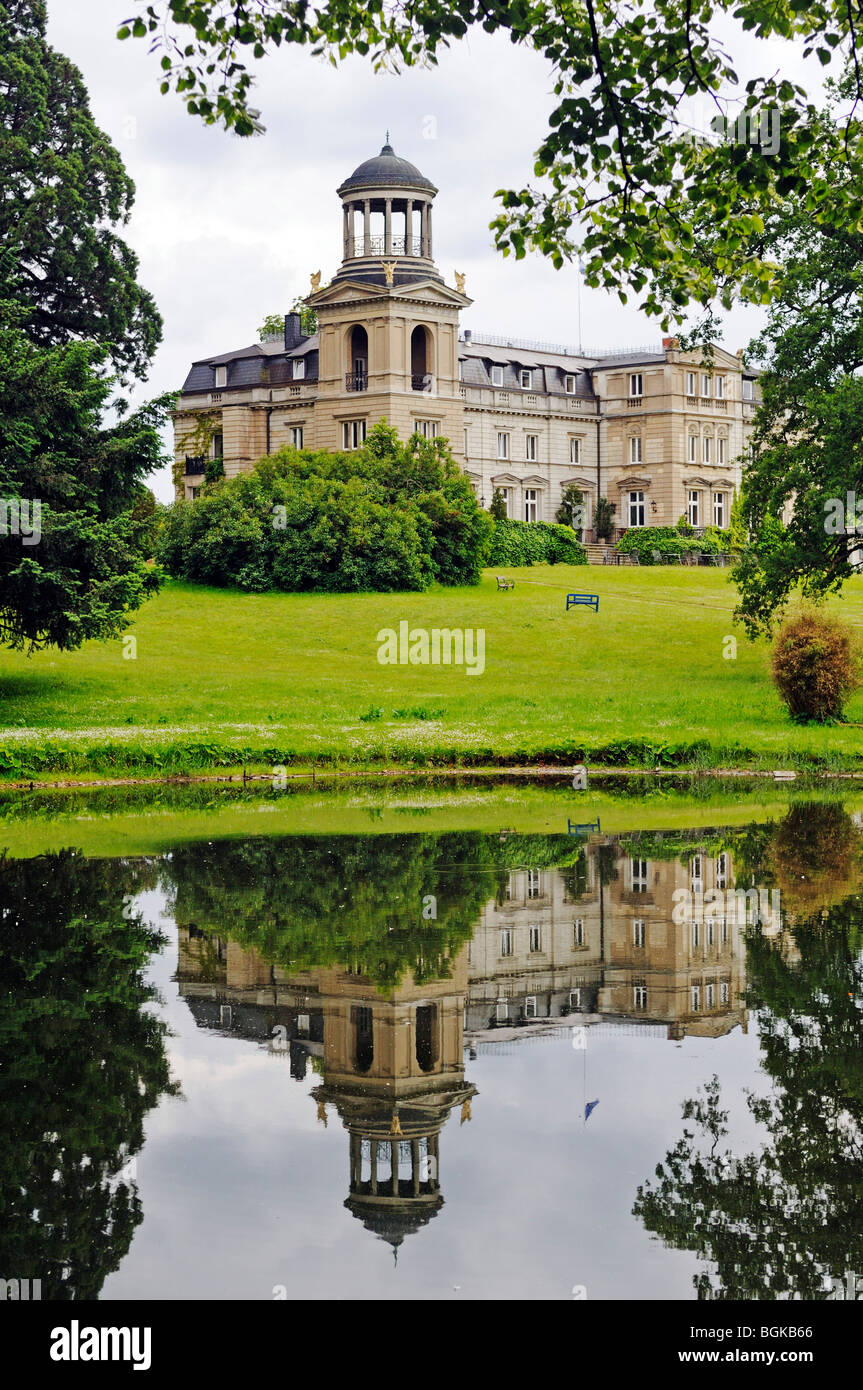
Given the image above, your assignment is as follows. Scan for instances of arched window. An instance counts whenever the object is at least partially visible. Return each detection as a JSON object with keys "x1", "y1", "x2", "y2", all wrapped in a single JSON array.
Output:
[
  {"x1": 415, "y1": 1005, "x2": 438, "y2": 1072},
  {"x1": 348, "y1": 325, "x2": 368, "y2": 391},
  {"x1": 411, "y1": 325, "x2": 434, "y2": 391}
]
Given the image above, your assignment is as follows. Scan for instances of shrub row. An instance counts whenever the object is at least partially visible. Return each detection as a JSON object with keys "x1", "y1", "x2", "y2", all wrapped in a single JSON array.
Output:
[
  {"x1": 616, "y1": 525, "x2": 726, "y2": 563},
  {"x1": 486, "y1": 517, "x2": 587, "y2": 567}
]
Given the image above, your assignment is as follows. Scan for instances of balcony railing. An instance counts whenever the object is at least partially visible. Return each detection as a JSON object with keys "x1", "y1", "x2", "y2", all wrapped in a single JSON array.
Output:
[
  {"x1": 346, "y1": 372, "x2": 368, "y2": 392},
  {"x1": 184, "y1": 455, "x2": 205, "y2": 474},
  {"x1": 411, "y1": 373, "x2": 434, "y2": 391},
  {"x1": 350, "y1": 235, "x2": 423, "y2": 257}
]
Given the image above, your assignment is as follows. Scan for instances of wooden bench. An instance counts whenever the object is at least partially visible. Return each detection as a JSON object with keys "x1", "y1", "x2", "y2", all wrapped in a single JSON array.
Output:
[
  {"x1": 496, "y1": 575, "x2": 515, "y2": 590},
  {"x1": 566, "y1": 592, "x2": 599, "y2": 612}
]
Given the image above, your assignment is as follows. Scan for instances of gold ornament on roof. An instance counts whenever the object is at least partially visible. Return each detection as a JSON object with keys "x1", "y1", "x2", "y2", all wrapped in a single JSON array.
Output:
[
  {"x1": 390, "y1": 1112, "x2": 403, "y2": 1136},
  {"x1": 460, "y1": 1099, "x2": 472, "y2": 1124},
  {"x1": 455, "y1": 271, "x2": 466, "y2": 293},
  {"x1": 381, "y1": 259, "x2": 397, "y2": 285},
  {"x1": 310, "y1": 269, "x2": 321, "y2": 291}
]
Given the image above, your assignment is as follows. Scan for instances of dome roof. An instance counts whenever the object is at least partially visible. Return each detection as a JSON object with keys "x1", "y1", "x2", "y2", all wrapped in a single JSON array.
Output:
[{"x1": 338, "y1": 143, "x2": 436, "y2": 195}]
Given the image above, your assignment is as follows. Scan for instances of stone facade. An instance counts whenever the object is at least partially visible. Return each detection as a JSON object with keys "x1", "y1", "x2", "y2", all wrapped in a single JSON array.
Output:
[{"x1": 174, "y1": 142, "x2": 760, "y2": 538}]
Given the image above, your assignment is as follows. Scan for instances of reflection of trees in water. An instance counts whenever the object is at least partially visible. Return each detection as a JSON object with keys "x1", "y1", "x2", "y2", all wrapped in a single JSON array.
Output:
[
  {"x1": 165, "y1": 832, "x2": 581, "y2": 987},
  {"x1": 633, "y1": 804, "x2": 863, "y2": 1299},
  {"x1": 0, "y1": 850, "x2": 177, "y2": 1300}
]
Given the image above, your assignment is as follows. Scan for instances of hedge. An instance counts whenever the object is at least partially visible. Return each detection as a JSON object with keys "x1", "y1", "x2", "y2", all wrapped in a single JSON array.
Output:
[
  {"x1": 487, "y1": 517, "x2": 587, "y2": 567},
  {"x1": 616, "y1": 525, "x2": 725, "y2": 564}
]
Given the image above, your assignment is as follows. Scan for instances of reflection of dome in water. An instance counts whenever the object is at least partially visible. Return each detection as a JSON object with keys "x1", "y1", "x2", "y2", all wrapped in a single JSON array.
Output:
[{"x1": 345, "y1": 1194, "x2": 443, "y2": 1255}]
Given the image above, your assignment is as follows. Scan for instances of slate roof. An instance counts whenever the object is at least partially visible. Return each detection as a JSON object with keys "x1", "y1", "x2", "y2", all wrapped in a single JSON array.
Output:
[{"x1": 338, "y1": 142, "x2": 436, "y2": 195}]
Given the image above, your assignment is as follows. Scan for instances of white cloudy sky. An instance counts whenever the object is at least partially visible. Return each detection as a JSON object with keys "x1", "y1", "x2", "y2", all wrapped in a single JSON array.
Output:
[{"x1": 46, "y1": 3, "x2": 819, "y2": 501}]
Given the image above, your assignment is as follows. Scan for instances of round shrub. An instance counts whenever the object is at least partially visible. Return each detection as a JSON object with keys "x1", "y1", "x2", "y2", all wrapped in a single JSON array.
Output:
[{"x1": 770, "y1": 610, "x2": 859, "y2": 722}]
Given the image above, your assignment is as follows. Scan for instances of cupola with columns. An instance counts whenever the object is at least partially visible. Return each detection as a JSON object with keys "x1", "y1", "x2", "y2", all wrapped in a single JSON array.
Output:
[{"x1": 307, "y1": 137, "x2": 470, "y2": 457}]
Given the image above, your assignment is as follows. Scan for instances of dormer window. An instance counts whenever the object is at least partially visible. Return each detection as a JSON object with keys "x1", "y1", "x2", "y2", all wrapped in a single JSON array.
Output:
[
  {"x1": 214, "y1": 365, "x2": 227, "y2": 389},
  {"x1": 520, "y1": 369, "x2": 532, "y2": 389},
  {"x1": 293, "y1": 359, "x2": 305, "y2": 380},
  {"x1": 490, "y1": 365, "x2": 504, "y2": 387},
  {"x1": 742, "y1": 378, "x2": 755, "y2": 401},
  {"x1": 564, "y1": 374, "x2": 576, "y2": 393}
]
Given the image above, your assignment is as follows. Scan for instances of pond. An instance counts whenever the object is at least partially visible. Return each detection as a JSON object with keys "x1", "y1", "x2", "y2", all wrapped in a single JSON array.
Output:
[{"x1": 2, "y1": 778, "x2": 862, "y2": 1302}]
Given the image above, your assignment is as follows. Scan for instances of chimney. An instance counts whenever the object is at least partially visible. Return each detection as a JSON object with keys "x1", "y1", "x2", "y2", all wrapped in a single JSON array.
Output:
[
  {"x1": 463, "y1": 329, "x2": 472, "y2": 341},
  {"x1": 662, "y1": 336, "x2": 678, "y2": 350},
  {"x1": 284, "y1": 312, "x2": 303, "y2": 350}
]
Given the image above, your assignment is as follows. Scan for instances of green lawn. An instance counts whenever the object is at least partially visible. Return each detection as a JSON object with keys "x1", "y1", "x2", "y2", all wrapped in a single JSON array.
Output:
[{"x1": 1, "y1": 566, "x2": 863, "y2": 777}]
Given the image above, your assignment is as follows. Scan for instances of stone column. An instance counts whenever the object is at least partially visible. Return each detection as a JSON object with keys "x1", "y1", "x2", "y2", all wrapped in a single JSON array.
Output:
[
  {"x1": 363, "y1": 199, "x2": 371, "y2": 256},
  {"x1": 384, "y1": 198, "x2": 392, "y2": 255},
  {"x1": 343, "y1": 203, "x2": 351, "y2": 259},
  {"x1": 405, "y1": 199, "x2": 413, "y2": 254},
  {"x1": 421, "y1": 202, "x2": 428, "y2": 257},
  {"x1": 411, "y1": 1140, "x2": 420, "y2": 1196},
  {"x1": 426, "y1": 203, "x2": 433, "y2": 259},
  {"x1": 369, "y1": 1141, "x2": 378, "y2": 1194},
  {"x1": 391, "y1": 1140, "x2": 399, "y2": 1196}
]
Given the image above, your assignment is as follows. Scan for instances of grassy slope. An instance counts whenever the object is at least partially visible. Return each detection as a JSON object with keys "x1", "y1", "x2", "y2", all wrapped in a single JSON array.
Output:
[
  {"x1": 1, "y1": 567, "x2": 863, "y2": 776},
  {"x1": 2, "y1": 778, "x2": 860, "y2": 859}
]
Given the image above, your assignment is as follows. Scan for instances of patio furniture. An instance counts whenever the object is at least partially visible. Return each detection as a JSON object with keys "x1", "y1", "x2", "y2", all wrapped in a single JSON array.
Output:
[{"x1": 496, "y1": 575, "x2": 515, "y2": 590}]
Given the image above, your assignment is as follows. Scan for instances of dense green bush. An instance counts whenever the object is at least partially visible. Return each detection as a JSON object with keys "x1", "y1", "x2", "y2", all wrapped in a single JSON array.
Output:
[
  {"x1": 157, "y1": 422, "x2": 492, "y2": 593},
  {"x1": 487, "y1": 517, "x2": 587, "y2": 567},
  {"x1": 616, "y1": 525, "x2": 722, "y2": 564},
  {"x1": 771, "y1": 610, "x2": 859, "y2": 722}
]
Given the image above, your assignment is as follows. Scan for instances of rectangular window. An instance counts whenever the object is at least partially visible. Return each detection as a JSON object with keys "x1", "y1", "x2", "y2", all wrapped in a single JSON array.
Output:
[
  {"x1": 293, "y1": 359, "x2": 305, "y2": 380},
  {"x1": 629, "y1": 372, "x2": 643, "y2": 397},
  {"x1": 342, "y1": 420, "x2": 366, "y2": 450},
  {"x1": 525, "y1": 434, "x2": 539, "y2": 462},
  {"x1": 633, "y1": 919, "x2": 646, "y2": 948},
  {"x1": 716, "y1": 852, "x2": 728, "y2": 889},
  {"x1": 458, "y1": 360, "x2": 465, "y2": 380},
  {"x1": 520, "y1": 369, "x2": 532, "y2": 389},
  {"x1": 685, "y1": 370, "x2": 697, "y2": 396},
  {"x1": 742, "y1": 378, "x2": 754, "y2": 401},
  {"x1": 464, "y1": 428, "x2": 469, "y2": 457},
  {"x1": 289, "y1": 426, "x2": 304, "y2": 449},
  {"x1": 703, "y1": 435, "x2": 712, "y2": 463},
  {"x1": 631, "y1": 858, "x2": 648, "y2": 892},
  {"x1": 688, "y1": 433, "x2": 698, "y2": 463},
  {"x1": 717, "y1": 436, "x2": 726, "y2": 465},
  {"x1": 692, "y1": 921, "x2": 700, "y2": 949},
  {"x1": 628, "y1": 490, "x2": 645, "y2": 527},
  {"x1": 497, "y1": 431, "x2": 509, "y2": 460},
  {"x1": 691, "y1": 985, "x2": 701, "y2": 1011},
  {"x1": 524, "y1": 488, "x2": 538, "y2": 523},
  {"x1": 414, "y1": 420, "x2": 439, "y2": 438},
  {"x1": 573, "y1": 919, "x2": 585, "y2": 948},
  {"x1": 497, "y1": 486, "x2": 511, "y2": 518},
  {"x1": 529, "y1": 925, "x2": 542, "y2": 953},
  {"x1": 707, "y1": 920, "x2": 715, "y2": 947},
  {"x1": 720, "y1": 981, "x2": 730, "y2": 1004},
  {"x1": 569, "y1": 437, "x2": 581, "y2": 465},
  {"x1": 496, "y1": 998, "x2": 509, "y2": 1022},
  {"x1": 525, "y1": 995, "x2": 538, "y2": 1018},
  {"x1": 212, "y1": 431, "x2": 223, "y2": 459},
  {"x1": 564, "y1": 373, "x2": 576, "y2": 394},
  {"x1": 491, "y1": 365, "x2": 504, "y2": 387},
  {"x1": 715, "y1": 376, "x2": 725, "y2": 399},
  {"x1": 688, "y1": 490, "x2": 700, "y2": 527},
  {"x1": 499, "y1": 930, "x2": 513, "y2": 958},
  {"x1": 707, "y1": 983, "x2": 716, "y2": 1009},
  {"x1": 721, "y1": 918, "x2": 729, "y2": 945},
  {"x1": 527, "y1": 869, "x2": 541, "y2": 899},
  {"x1": 713, "y1": 491, "x2": 725, "y2": 527},
  {"x1": 633, "y1": 982, "x2": 647, "y2": 1011},
  {"x1": 570, "y1": 988, "x2": 582, "y2": 1009},
  {"x1": 214, "y1": 365, "x2": 227, "y2": 389},
  {"x1": 700, "y1": 373, "x2": 711, "y2": 397},
  {"x1": 629, "y1": 435, "x2": 642, "y2": 464},
  {"x1": 691, "y1": 854, "x2": 703, "y2": 888}
]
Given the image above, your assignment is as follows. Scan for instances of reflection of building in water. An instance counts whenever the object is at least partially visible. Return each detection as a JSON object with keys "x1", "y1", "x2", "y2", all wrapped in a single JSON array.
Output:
[
  {"x1": 467, "y1": 843, "x2": 747, "y2": 1039},
  {"x1": 175, "y1": 934, "x2": 475, "y2": 1255}
]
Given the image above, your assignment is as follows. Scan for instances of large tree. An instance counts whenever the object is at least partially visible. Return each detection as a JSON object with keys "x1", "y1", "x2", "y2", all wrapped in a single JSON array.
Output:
[
  {"x1": 1, "y1": 0, "x2": 161, "y2": 379},
  {"x1": 731, "y1": 97, "x2": 863, "y2": 636},
  {"x1": 120, "y1": 2, "x2": 861, "y2": 322}
]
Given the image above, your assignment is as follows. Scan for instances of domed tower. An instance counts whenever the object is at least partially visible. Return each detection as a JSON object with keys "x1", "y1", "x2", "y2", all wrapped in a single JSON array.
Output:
[
  {"x1": 307, "y1": 139, "x2": 471, "y2": 459},
  {"x1": 334, "y1": 140, "x2": 441, "y2": 288}
]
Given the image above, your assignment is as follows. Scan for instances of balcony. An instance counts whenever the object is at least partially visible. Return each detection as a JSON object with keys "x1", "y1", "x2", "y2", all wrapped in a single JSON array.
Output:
[
  {"x1": 411, "y1": 373, "x2": 434, "y2": 391},
  {"x1": 626, "y1": 396, "x2": 643, "y2": 407},
  {"x1": 346, "y1": 372, "x2": 368, "y2": 392},
  {"x1": 350, "y1": 235, "x2": 423, "y2": 257},
  {"x1": 184, "y1": 455, "x2": 205, "y2": 475}
]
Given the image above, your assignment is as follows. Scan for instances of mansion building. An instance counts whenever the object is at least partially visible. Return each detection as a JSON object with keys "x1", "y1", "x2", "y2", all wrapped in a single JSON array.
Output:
[{"x1": 174, "y1": 141, "x2": 760, "y2": 537}]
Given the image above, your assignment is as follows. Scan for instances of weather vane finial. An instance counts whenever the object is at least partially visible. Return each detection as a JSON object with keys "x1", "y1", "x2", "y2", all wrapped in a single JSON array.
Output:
[{"x1": 386, "y1": 128, "x2": 390, "y2": 144}]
